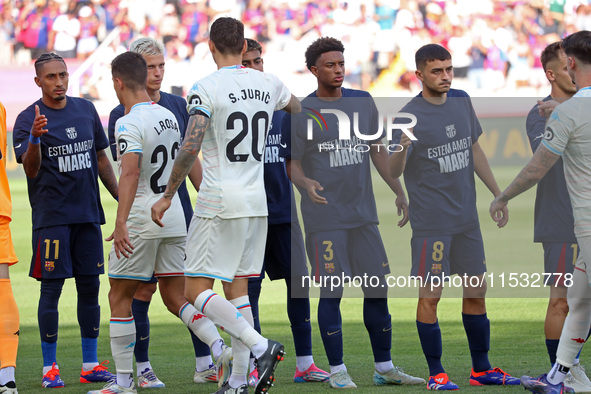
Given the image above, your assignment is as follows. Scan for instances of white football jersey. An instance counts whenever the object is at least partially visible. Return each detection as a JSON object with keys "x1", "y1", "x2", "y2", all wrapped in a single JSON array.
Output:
[
  {"x1": 115, "y1": 102, "x2": 186, "y2": 239},
  {"x1": 187, "y1": 65, "x2": 292, "y2": 219}
]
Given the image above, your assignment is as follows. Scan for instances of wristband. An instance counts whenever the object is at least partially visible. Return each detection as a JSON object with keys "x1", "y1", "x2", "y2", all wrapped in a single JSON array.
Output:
[{"x1": 29, "y1": 134, "x2": 40, "y2": 145}]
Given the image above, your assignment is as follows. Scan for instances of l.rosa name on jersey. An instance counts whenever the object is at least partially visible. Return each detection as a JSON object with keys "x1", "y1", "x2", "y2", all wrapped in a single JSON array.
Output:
[
  {"x1": 153, "y1": 118, "x2": 179, "y2": 135},
  {"x1": 228, "y1": 89, "x2": 271, "y2": 104}
]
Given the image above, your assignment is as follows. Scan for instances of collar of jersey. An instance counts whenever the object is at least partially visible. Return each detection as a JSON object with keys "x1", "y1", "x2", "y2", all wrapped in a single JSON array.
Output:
[
  {"x1": 220, "y1": 65, "x2": 245, "y2": 70},
  {"x1": 130, "y1": 101, "x2": 155, "y2": 111}
]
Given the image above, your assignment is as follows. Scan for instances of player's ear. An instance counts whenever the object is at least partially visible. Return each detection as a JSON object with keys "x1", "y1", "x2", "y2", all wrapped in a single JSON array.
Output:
[
  {"x1": 415, "y1": 69, "x2": 424, "y2": 82},
  {"x1": 241, "y1": 39, "x2": 247, "y2": 54},
  {"x1": 34, "y1": 76, "x2": 41, "y2": 87},
  {"x1": 208, "y1": 40, "x2": 215, "y2": 55},
  {"x1": 546, "y1": 68, "x2": 555, "y2": 83},
  {"x1": 310, "y1": 65, "x2": 319, "y2": 78}
]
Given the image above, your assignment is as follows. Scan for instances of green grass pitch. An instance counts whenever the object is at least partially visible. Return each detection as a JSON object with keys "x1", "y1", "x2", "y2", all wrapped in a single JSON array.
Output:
[{"x1": 6, "y1": 166, "x2": 577, "y2": 392}]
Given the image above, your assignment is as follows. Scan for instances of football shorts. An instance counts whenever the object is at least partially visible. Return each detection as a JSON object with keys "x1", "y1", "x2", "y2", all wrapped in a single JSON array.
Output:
[
  {"x1": 0, "y1": 216, "x2": 17, "y2": 265},
  {"x1": 542, "y1": 242, "x2": 578, "y2": 287}
]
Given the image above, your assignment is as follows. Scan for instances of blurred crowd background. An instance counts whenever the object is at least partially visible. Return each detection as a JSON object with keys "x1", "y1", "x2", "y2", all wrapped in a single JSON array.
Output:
[{"x1": 1, "y1": 0, "x2": 590, "y2": 100}]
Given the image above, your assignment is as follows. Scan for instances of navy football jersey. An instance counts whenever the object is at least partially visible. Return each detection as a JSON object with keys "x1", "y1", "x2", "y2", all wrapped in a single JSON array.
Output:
[
  {"x1": 13, "y1": 97, "x2": 107, "y2": 230},
  {"x1": 264, "y1": 110, "x2": 292, "y2": 225},
  {"x1": 393, "y1": 89, "x2": 482, "y2": 236},
  {"x1": 108, "y1": 91, "x2": 194, "y2": 228},
  {"x1": 281, "y1": 88, "x2": 380, "y2": 233},
  {"x1": 526, "y1": 96, "x2": 576, "y2": 243}
]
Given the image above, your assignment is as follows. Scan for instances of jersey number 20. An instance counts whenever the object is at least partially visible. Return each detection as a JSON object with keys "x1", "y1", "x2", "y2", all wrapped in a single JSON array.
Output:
[{"x1": 226, "y1": 111, "x2": 269, "y2": 162}]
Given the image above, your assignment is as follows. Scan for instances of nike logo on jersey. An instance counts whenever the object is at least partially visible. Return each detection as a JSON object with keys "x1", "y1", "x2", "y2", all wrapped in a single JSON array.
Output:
[
  {"x1": 280, "y1": 142, "x2": 287, "y2": 149},
  {"x1": 382, "y1": 262, "x2": 389, "y2": 267},
  {"x1": 97, "y1": 262, "x2": 104, "y2": 268},
  {"x1": 305, "y1": 318, "x2": 311, "y2": 322},
  {"x1": 14, "y1": 143, "x2": 21, "y2": 149},
  {"x1": 533, "y1": 133, "x2": 544, "y2": 142}
]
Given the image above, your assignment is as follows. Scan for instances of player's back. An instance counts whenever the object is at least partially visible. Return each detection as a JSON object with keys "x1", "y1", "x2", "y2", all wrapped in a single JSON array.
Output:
[
  {"x1": 187, "y1": 66, "x2": 291, "y2": 219},
  {"x1": 115, "y1": 102, "x2": 185, "y2": 238}
]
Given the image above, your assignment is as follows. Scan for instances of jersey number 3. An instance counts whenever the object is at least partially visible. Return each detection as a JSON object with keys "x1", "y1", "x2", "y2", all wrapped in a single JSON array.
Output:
[{"x1": 226, "y1": 110, "x2": 269, "y2": 162}]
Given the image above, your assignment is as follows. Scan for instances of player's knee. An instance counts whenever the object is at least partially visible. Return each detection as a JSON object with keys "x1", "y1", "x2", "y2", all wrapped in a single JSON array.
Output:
[
  {"x1": 75, "y1": 275, "x2": 100, "y2": 299},
  {"x1": 548, "y1": 296, "x2": 569, "y2": 317},
  {"x1": 135, "y1": 282, "x2": 157, "y2": 301}
]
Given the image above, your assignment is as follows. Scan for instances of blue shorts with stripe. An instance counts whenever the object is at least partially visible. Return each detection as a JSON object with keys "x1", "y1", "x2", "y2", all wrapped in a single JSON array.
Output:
[
  {"x1": 305, "y1": 223, "x2": 389, "y2": 280},
  {"x1": 411, "y1": 227, "x2": 486, "y2": 280},
  {"x1": 542, "y1": 242, "x2": 578, "y2": 287},
  {"x1": 30, "y1": 223, "x2": 104, "y2": 279},
  {"x1": 250, "y1": 221, "x2": 309, "y2": 281}
]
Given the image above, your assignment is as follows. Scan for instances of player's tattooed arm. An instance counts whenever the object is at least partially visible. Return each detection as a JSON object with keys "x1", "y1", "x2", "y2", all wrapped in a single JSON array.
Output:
[
  {"x1": 490, "y1": 143, "x2": 559, "y2": 226},
  {"x1": 97, "y1": 149, "x2": 119, "y2": 200},
  {"x1": 152, "y1": 114, "x2": 208, "y2": 227},
  {"x1": 107, "y1": 152, "x2": 141, "y2": 258},
  {"x1": 370, "y1": 143, "x2": 408, "y2": 227},
  {"x1": 287, "y1": 158, "x2": 327, "y2": 205}
]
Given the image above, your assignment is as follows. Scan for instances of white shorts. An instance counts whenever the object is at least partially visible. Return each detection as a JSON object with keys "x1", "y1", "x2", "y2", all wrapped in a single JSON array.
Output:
[
  {"x1": 108, "y1": 235, "x2": 186, "y2": 280},
  {"x1": 185, "y1": 216, "x2": 267, "y2": 281}
]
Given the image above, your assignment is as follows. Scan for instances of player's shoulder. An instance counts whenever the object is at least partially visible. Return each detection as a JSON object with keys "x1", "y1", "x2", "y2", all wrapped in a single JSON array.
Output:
[
  {"x1": 68, "y1": 96, "x2": 97, "y2": 110},
  {"x1": 342, "y1": 87, "x2": 371, "y2": 98},
  {"x1": 447, "y1": 88, "x2": 470, "y2": 98},
  {"x1": 526, "y1": 96, "x2": 550, "y2": 123},
  {"x1": 160, "y1": 91, "x2": 186, "y2": 106},
  {"x1": 109, "y1": 104, "x2": 125, "y2": 121}
]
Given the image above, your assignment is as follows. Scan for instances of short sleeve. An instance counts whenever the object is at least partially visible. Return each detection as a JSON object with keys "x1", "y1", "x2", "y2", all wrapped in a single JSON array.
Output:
[
  {"x1": 12, "y1": 108, "x2": 33, "y2": 163},
  {"x1": 91, "y1": 102, "x2": 108, "y2": 151},
  {"x1": 187, "y1": 80, "x2": 213, "y2": 117},
  {"x1": 108, "y1": 105, "x2": 125, "y2": 160},
  {"x1": 542, "y1": 107, "x2": 574, "y2": 156},
  {"x1": 115, "y1": 118, "x2": 143, "y2": 158},
  {"x1": 270, "y1": 74, "x2": 292, "y2": 111}
]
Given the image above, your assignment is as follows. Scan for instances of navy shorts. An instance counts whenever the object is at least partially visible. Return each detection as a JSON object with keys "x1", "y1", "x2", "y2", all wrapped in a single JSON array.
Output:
[
  {"x1": 250, "y1": 221, "x2": 309, "y2": 281},
  {"x1": 543, "y1": 242, "x2": 578, "y2": 287},
  {"x1": 30, "y1": 223, "x2": 104, "y2": 279},
  {"x1": 306, "y1": 223, "x2": 389, "y2": 281},
  {"x1": 411, "y1": 227, "x2": 486, "y2": 280}
]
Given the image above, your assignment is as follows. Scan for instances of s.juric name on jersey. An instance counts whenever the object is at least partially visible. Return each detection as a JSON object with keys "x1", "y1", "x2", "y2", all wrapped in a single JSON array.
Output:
[{"x1": 228, "y1": 89, "x2": 271, "y2": 104}]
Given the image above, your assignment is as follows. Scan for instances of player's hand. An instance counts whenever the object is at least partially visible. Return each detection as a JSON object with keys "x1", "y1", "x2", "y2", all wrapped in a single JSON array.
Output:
[
  {"x1": 106, "y1": 223, "x2": 134, "y2": 259},
  {"x1": 304, "y1": 178, "x2": 327, "y2": 205},
  {"x1": 31, "y1": 105, "x2": 49, "y2": 138},
  {"x1": 395, "y1": 193, "x2": 409, "y2": 227},
  {"x1": 151, "y1": 197, "x2": 171, "y2": 227},
  {"x1": 398, "y1": 127, "x2": 414, "y2": 149},
  {"x1": 538, "y1": 100, "x2": 559, "y2": 118},
  {"x1": 489, "y1": 196, "x2": 509, "y2": 228}
]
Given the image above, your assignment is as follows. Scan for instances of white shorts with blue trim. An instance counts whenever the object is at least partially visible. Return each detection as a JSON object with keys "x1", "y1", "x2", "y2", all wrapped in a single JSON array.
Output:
[
  {"x1": 185, "y1": 216, "x2": 267, "y2": 282},
  {"x1": 108, "y1": 235, "x2": 186, "y2": 280}
]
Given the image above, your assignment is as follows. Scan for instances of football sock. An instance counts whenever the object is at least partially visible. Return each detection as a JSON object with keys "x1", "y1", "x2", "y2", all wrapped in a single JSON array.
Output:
[
  {"x1": 548, "y1": 363, "x2": 569, "y2": 385},
  {"x1": 417, "y1": 320, "x2": 445, "y2": 376},
  {"x1": 38, "y1": 278, "x2": 64, "y2": 358},
  {"x1": 375, "y1": 361, "x2": 394, "y2": 374},
  {"x1": 573, "y1": 327, "x2": 591, "y2": 365},
  {"x1": 229, "y1": 296, "x2": 251, "y2": 387},
  {"x1": 462, "y1": 313, "x2": 491, "y2": 372},
  {"x1": 248, "y1": 278, "x2": 262, "y2": 334},
  {"x1": 363, "y1": 297, "x2": 392, "y2": 362},
  {"x1": 80, "y1": 338, "x2": 98, "y2": 366},
  {"x1": 318, "y1": 297, "x2": 344, "y2": 366},
  {"x1": 131, "y1": 298, "x2": 150, "y2": 363},
  {"x1": 179, "y1": 302, "x2": 221, "y2": 349},
  {"x1": 286, "y1": 278, "x2": 313, "y2": 357},
  {"x1": 110, "y1": 317, "x2": 135, "y2": 386},
  {"x1": 329, "y1": 364, "x2": 347, "y2": 375},
  {"x1": 0, "y1": 279, "x2": 18, "y2": 369},
  {"x1": 75, "y1": 275, "x2": 100, "y2": 340},
  {"x1": 211, "y1": 339, "x2": 224, "y2": 361},
  {"x1": 136, "y1": 361, "x2": 151, "y2": 376},
  {"x1": 0, "y1": 366, "x2": 15, "y2": 385},
  {"x1": 557, "y1": 268, "x2": 591, "y2": 367},
  {"x1": 546, "y1": 339, "x2": 559, "y2": 366},
  {"x1": 296, "y1": 356, "x2": 313, "y2": 372},
  {"x1": 195, "y1": 290, "x2": 263, "y2": 349}
]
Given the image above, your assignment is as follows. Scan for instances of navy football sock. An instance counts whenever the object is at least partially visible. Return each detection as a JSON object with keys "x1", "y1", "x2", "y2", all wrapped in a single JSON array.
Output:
[
  {"x1": 247, "y1": 278, "x2": 262, "y2": 334},
  {"x1": 546, "y1": 339, "x2": 559, "y2": 366},
  {"x1": 39, "y1": 279, "x2": 64, "y2": 366},
  {"x1": 75, "y1": 275, "x2": 100, "y2": 364},
  {"x1": 318, "y1": 297, "x2": 343, "y2": 366},
  {"x1": 286, "y1": 279, "x2": 312, "y2": 357},
  {"x1": 462, "y1": 313, "x2": 491, "y2": 372},
  {"x1": 131, "y1": 298, "x2": 151, "y2": 363},
  {"x1": 417, "y1": 320, "x2": 445, "y2": 376},
  {"x1": 189, "y1": 328, "x2": 211, "y2": 358},
  {"x1": 363, "y1": 298, "x2": 391, "y2": 363}
]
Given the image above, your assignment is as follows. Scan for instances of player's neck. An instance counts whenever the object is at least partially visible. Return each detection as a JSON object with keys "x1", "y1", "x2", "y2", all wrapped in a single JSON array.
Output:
[
  {"x1": 122, "y1": 91, "x2": 152, "y2": 114},
  {"x1": 215, "y1": 54, "x2": 243, "y2": 69},
  {"x1": 316, "y1": 85, "x2": 342, "y2": 100},
  {"x1": 148, "y1": 88, "x2": 161, "y2": 103},
  {"x1": 550, "y1": 89, "x2": 574, "y2": 103},
  {"x1": 421, "y1": 87, "x2": 447, "y2": 104}
]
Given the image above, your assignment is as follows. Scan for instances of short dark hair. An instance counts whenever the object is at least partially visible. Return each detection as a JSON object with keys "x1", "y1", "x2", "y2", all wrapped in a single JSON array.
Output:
[
  {"x1": 246, "y1": 38, "x2": 262, "y2": 54},
  {"x1": 34, "y1": 52, "x2": 66, "y2": 75},
  {"x1": 541, "y1": 41, "x2": 564, "y2": 72},
  {"x1": 210, "y1": 17, "x2": 245, "y2": 55},
  {"x1": 415, "y1": 44, "x2": 451, "y2": 70},
  {"x1": 562, "y1": 31, "x2": 591, "y2": 65},
  {"x1": 111, "y1": 52, "x2": 147, "y2": 91},
  {"x1": 305, "y1": 37, "x2": 344, "y2": 71}
]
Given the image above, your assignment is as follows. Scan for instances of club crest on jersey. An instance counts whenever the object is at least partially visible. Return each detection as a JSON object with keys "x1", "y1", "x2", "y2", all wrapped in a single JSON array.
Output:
[
  {"x1": 324, "y1": 262, "x2": 335, "y2": 274},
  {"x1": 45, "y1": 261, "x2": 55, "y2": 272},
  {"x1": 66, "y1": 127, "x2": 77, "y2": 139},
  {"x1": 431, "y1": 263, "x2": 442, "y2": 275},
  {"x1": 445, "y1": 124, "x2": 456, "y2": 138}
]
